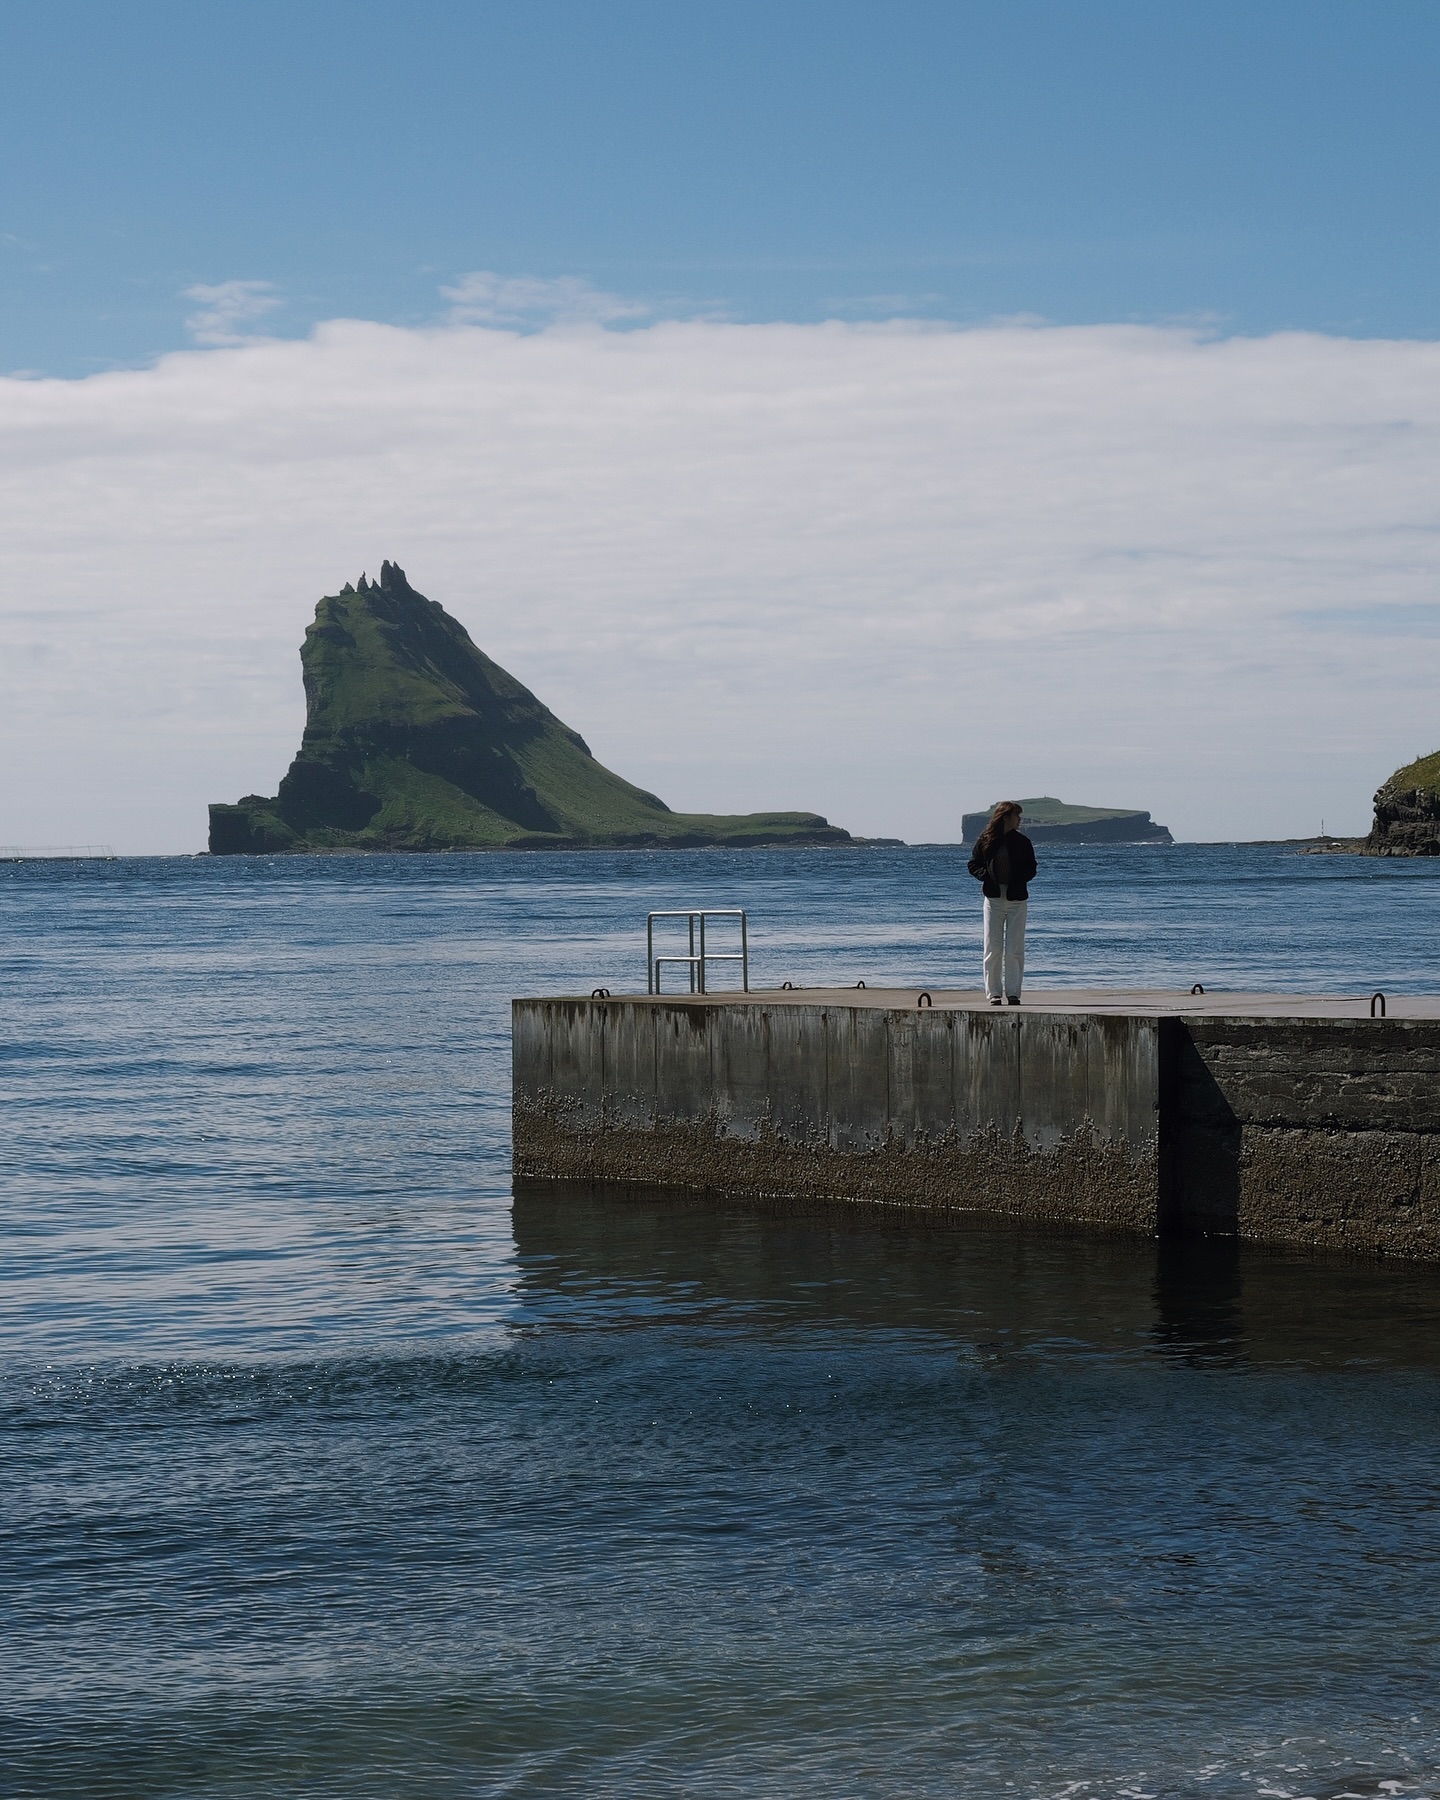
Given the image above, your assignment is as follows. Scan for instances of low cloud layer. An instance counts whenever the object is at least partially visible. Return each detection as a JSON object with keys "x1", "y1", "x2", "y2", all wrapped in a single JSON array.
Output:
[{"x1": 2, "y1": 314, "x2": 1438, "y2": 850}]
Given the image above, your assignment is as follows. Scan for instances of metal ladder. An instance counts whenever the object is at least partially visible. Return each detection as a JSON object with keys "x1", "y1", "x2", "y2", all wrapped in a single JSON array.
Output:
[{"x1": 646, "y1": 910, "x2": 749, "y2": 994}]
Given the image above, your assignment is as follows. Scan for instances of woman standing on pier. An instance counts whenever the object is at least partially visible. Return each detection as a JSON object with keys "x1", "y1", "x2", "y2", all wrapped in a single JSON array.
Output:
[{"x1": 967, "y1": 801, "x2": 1037, "y2": 1005}]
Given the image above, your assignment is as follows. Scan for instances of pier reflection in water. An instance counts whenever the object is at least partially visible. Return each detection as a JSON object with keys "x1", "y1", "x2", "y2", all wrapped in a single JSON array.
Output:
[
  {"x1": 1153, "y1": 1236, "x2": 1244, "y2": 1363},
  {"x1": 512, "y1": 1179, "x2": 1440, "y2": 1372}
]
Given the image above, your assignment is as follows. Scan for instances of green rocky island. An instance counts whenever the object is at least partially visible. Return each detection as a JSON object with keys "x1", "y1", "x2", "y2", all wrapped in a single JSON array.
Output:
[
  {"x1": 209, "y1": 564, "x2": 852, "y2": 853},
  {"x1": 1367, "y1": 750, "x2": 1440, "y2": 855},
  {"x1": 961, "y1": 796, "x2": 1173, "y2": 846}
]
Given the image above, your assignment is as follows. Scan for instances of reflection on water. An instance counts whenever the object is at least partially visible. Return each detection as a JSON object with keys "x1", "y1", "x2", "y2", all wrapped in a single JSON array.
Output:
[
  {"x1": 514, "y1": 1179, "x2": 1440, "y2": 1374},
  {"x1": 1153, "y1": 1235, "x2": 1244, "y2": 1363}
]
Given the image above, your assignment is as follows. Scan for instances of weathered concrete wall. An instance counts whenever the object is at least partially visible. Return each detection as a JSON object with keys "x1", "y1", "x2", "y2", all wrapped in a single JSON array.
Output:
[
  {"x1": 513, "y1": 998, "x2": 1160, "y2": 1233},
  {"x1": 1164, "y1": 1016, "x2": 1440, "y2": 1258},
  {"x1": 515, "y1": 998, "x2": 1440, "y2": 1257}
]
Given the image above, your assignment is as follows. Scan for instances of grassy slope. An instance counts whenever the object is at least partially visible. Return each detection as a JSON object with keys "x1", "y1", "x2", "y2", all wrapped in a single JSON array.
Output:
[
  {"x1": 335, "y1": 760, "x2": 522, "y2": 848},
  {"x1": 509, "y1": 726, "x2": 830, "y2": 843},
  {"x1": 1381, "y1": 751, "x2": 1440, "y2": 798},
  {"x1": 304, "y1": 593, "x2": 472, "y2": 729}
]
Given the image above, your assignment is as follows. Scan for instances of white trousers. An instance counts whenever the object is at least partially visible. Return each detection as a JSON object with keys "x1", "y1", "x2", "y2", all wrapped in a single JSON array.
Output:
[{"x1": 983, "y1": 894, "x2": 1027, "y2": 999}]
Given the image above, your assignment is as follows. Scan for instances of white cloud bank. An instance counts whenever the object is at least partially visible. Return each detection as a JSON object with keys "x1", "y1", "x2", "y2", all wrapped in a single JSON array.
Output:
[{"x1": 2, "y1": 313, "x2": 1439, "y2": 850}]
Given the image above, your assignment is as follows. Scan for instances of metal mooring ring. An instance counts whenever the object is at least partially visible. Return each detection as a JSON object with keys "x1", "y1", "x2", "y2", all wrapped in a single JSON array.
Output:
[
  {"x1": 855, "y1": 980, "x2": 866, "y2": 989},
  {"x1": 917, "y1": 992, "x2": 933, "y2": 1008},
  {"x1": 591, "y1": 987, "x2": 611, "y2": 999},
  {"x1": 1371, "y1": 991, "x2": 1387, "y2": 1018},
  {"x1": 1191, "y1": 984, "x2": 1205, "y2": 995},
  {"x1": 781, "y1": 980, "x2": 794, "y2": 990}
]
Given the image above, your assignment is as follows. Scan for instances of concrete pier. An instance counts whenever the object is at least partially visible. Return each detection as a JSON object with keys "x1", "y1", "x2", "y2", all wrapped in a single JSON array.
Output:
[{"x1": 512, "y1": 989, "x2": 1440, "y2": 1259}]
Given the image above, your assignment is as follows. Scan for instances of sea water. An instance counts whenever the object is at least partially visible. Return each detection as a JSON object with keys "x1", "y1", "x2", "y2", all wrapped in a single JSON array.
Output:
[{"x1": 4, "y1": 845, "x2": 1440, "y2": 1799}]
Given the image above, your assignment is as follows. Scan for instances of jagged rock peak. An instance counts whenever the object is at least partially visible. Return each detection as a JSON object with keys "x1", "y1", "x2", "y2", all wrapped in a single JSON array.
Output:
[{"x1": 351, "y1": 562, "x2": 409, "y2": 597}]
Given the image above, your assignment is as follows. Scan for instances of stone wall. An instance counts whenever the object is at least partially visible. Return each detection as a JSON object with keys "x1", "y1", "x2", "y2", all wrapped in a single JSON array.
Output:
[{"x1": 1163, "y1": 1016, "x2": 1440, "y2": 1257}]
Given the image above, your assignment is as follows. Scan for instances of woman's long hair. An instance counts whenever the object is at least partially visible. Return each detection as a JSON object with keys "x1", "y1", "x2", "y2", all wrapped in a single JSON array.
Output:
[{"x1": 974, "y1": 801, "x2": 1022, "y2": 861}]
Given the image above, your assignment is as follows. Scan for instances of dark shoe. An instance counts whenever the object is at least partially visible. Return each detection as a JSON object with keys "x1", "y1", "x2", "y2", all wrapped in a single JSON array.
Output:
[
  {"x1": 1006, "y1": 996, "x2": 1021, "y2": 1005},
  {"x1": 988, "y1": 996, "x2": 1002, "y2": 1005}
]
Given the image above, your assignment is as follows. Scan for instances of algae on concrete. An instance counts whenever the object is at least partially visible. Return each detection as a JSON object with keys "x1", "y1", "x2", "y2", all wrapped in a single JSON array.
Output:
[{"x1": 209, "y1": 563, "x2": 851, "y2": 853}]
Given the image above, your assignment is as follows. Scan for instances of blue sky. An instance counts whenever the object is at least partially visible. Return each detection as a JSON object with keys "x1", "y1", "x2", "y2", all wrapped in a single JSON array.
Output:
[{"x1": 6, "y1": 0, "x2": 1440, "y2": 375}]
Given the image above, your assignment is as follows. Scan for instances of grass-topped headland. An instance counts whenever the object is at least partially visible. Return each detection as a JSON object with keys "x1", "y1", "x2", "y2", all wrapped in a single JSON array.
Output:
[{"x1": 1367, "y1": 750, "x2": 1440, "y2": 856}]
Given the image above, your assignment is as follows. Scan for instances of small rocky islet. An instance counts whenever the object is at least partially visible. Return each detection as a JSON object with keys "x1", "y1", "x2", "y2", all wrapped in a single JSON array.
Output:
[{"x1": 209, "y1": 564, "x2": 852, "y2": 853}]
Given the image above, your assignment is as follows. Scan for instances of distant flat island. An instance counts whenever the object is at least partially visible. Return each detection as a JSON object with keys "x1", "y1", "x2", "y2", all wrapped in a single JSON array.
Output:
[
  {"x1": 961, "y1": 797, "x2": 1174, "y2": 846},
  {"x1": 209, "y1": 563, "x2": 853, "y2": 853}
]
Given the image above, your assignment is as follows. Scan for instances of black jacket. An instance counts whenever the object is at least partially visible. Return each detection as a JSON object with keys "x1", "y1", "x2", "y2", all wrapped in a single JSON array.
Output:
[{"x1": 967, "y1": 829, "x2": 1037, "y2": 901}]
